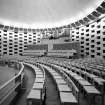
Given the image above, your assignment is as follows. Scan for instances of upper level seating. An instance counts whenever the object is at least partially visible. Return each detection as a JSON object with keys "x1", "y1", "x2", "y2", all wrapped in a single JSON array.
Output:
[
  {"x1": 53, "y1": 42, "x2": 79, "y2": 51},
  {"x1": 23, "y1": 44, "x2": 48, "y2": 56},
  {"x1": 26, "y1": 44, "x2": 48, "y2": 51},
  {"x1": 23, "y1": 50, "x2": 46, "y2": 56},
  {"x1": 47, "y1": 49, "x2": 76, "y2": 58}
]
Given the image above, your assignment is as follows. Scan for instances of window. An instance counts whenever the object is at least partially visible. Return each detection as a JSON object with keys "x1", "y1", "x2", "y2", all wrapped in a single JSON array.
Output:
[
  {"x1": 86, "y1": 43, "x2": 89, "y2": 46},
  {"x1": 91, "y1": 30, "x2": 95, "y2": 33},
  {"x1": 81, "y1": 46, "x2": 84, "y2": 48},
  {"x1": 81, "y1": 33, "x2": 84, "y2": 35},
  {"x1": 97, "y1": 42, "x2": 100, "y2": 45},
  {"x1": 86, "y1": 48, "x2": 89, "y2": 50},
  {"x1": 97, "y1": 47, "x2": 101, "y2": 50},
  {"x1": 81, "y1": 41, "x2": 84, "y2": 44},
  {"x1": 91, "y1": 50, "x2": 95, "y2": 53},
  {"x1": 97, "y1": 36, "x2": 100, "y2": 39},
  {"x1": 81, "y1": 29, "x2": 84, "y2": 31},
  {"x1": 97, "y1": 25, "x2": 100, "y2": 28},
  {"x1": 103, "y1": 26, "x2": 105, "y2": 29},
  {"x1": 103, "y1": 50, "x2": 105, "y2": 53},
  {"x1": 91, "y1": 40, "x2": 95, "y2": 43},
  {"x1": 14, "y1": 52, "x2": 18, "y2": 54},
  {"x1": 14, "y1": 48, "x2": 18, "y2": 50},
  {"x1": 86, "y1": 29, "x2": 89, "y2": 32},
  {"x1": 14, "y1": 45, "x2": 18, "y2": 47},
  {"x1": 9, "y1": 43, "x2": 13, "y2": 45},
  {"x1": 9, "y1": 47, "x2": 12, "y2": 49},
  {"x1": 86, "y1": 34, "x2": 89, "y2": 36},
  {"x1": 9, "y1": 39, "x2": 13, "y2": 42},
  {"x1": 103, "y1": 56, "x2": 105, "y2": 59},
  {"x1": 91, "y1": 35, "x2": 95, "y2": 38},
  {"x1": 3, "y1": 30, "x2": 7, "y2": 32},
  {"x1": 76, "y1": 36, "x2": 79, "y2": 38},
  {"x1": 103, "y1": 32, "x2": 105, "y2": 35},
  {"x1": 4, "y1": 34, "x2": 7, "y2": 36},
  {"x1": 97, "y1": 53, "x2": 100, "y2": 56},
  {"x1": 81, "y1": 50, "x2": 84, "y2": 52},
  {"x1": 103, "y1": 38, "x2": 105, "y2": 41},
  {"x1": 91, "y1": 25, "x2": 95, "y2": 28},
  {"x1": 76, "y1": 32, "x2": 79, "y2": 34},
  {"x1": 3, "y1": 41, "x2": 7, "y2": 43},
  {"x1": 3, "y1": 52, "x2": 7, "y2": 54},
  {"x1": 91, "y1": 55, "x2": 95, "y2": 58},
  {"x1": 81, "y1": 37, "x2": 84, "y2": 40},
  {"x1": 97, "y1": 30, "x2": 101, "y2": 34},
  {"x1": 9, "y1": 50, "x2": 12, "y2": 52},
  {"x1": 91, "y1": 45, "x2": 95, "y2": 48},
  {"x1": 3, "y1": 48, "x2": 7, "y2": 50},
  {"x1": 14, "y1": 35, "x2": 18, "y2": 37},
  {"x1": 103, "y1": 44, "x2": 105, "y2": 47},
  {"x1": 86, "y1": 38, "x2": 89, "y2": 41},
  {"x1": 86, "y1": 52, "x2": 89, "y2": 55}
]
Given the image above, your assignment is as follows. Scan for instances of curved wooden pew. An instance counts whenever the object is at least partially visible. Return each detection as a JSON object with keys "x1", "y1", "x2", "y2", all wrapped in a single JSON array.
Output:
[
  {"x1": 50, "y1": 63, "x2": 102, "y2": 105},
  {"x1": 24, "y1": 62, "x2": 45, "y2": 105},
  {"x1": 40, "y1": 63, "x2": 79, "y2": 105},
  {"x1": 51, "y1": 60, "x2": 105, "y2": 96}
]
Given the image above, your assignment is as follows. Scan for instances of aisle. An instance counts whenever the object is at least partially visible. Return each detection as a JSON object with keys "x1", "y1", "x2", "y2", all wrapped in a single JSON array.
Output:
[
  {"x1": 45, "y1": 71, "x2": 61, "y2": 105},
  {"x1": 11, "y1": 65, "x2": 35, "y2": 105}
]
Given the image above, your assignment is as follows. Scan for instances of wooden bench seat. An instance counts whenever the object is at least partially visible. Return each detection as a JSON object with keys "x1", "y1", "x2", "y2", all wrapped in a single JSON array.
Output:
[
  {"x1": 35, "y1": 78, "x2": 44, "y2": 83},
  {"x1": 53, "y1": 75, "x2": 63, "y2": 79},
  {"x1": 60, "y1": 92, "x2": 78, "y2": 105},
  {"x1": 36, "y1": 74, "x2": 43, "y2": 78},
  {"x1": 27, "y1": 89, "x2": 42, "y2": 105},
  {"x1": 55, "y1": 79, "x2": 67, "y2": 84},
  {"x1": 40, "y1": 63, "x2": 79, "y2": 105},
  {"x1": 33, "y1": 83, "x2": 44, "y2": 90},
  {"x1": 58, "y1": 84, "x2": 72, "y2": 92},
  {"x1": 35, "y1": 71, "x2": 43, "y2": 75}
]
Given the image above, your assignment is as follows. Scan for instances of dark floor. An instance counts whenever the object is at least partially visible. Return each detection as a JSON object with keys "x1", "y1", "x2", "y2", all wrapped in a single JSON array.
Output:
[
  {"x1": 10, "y1": 65, "x2": 35, "y2": 105},
  {"x1": 45, "y1": 70, "x2": 61, "y2": 105}
]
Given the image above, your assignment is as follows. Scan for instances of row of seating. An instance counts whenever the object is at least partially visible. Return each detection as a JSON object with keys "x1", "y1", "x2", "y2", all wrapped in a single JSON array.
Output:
[
  {"x1": 47, "y1": 49, "x2": 76, "y2": 58},
  {"x1": 48, "y1": 59, "x2": 105, "y2": 95},
  {"x1": 35, "y1": 57, "x2": 105, "y2": 105},
  {"x1": 40, "y1": 62, "x2": 79, "y2": 105},
  {"x1": 16, "y1": 56, "x2": 105, "y2": 105},
  {"x1": 71, "y1": 61, "x2": 105, "y2": 79},
  {"x1": 23, "y1": 50, "x2": 46, "y2": 57},
  {"x1": 55, "y1": 64, "x2": 102, "y2": 105},
  {"x1": 24, "y1": 62, "x2": 45, "y2": 105}
]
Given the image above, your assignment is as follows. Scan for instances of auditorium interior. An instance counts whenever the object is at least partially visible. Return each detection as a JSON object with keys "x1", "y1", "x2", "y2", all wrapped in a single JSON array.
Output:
[{"x1": 0, "y1": 0, "x2": 105, "y2": 105}]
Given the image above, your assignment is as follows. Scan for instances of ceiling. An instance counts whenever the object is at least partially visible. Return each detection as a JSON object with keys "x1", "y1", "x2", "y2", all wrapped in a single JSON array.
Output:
[{"x1": 0, "y1": 0, "x2": 103, "y2": 28}]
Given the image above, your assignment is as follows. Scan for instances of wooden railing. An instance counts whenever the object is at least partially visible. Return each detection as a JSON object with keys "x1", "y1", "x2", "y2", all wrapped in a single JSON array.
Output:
[{"x1": 0, "y1": 62, "x2": 24, "y2": 105}]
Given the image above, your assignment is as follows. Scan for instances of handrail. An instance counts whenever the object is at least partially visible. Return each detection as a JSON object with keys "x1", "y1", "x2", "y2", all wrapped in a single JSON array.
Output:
[
  {"x1": 0, "y1": 62, "x2": 24, "y2": 105},
  {"x1": 0, "y1": 62, "x2": 24, "y2": 90}
]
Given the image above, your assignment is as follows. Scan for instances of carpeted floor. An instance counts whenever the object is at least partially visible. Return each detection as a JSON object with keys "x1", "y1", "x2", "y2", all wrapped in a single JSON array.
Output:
[{"x1": 45, "y1": 71, "x2": 61, "y2": 105}]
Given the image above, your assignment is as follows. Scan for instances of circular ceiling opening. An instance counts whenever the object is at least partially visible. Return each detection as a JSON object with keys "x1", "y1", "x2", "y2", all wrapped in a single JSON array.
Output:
[{"x1": 0, "y1": 0, "x2": 103, "y2": 28}]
